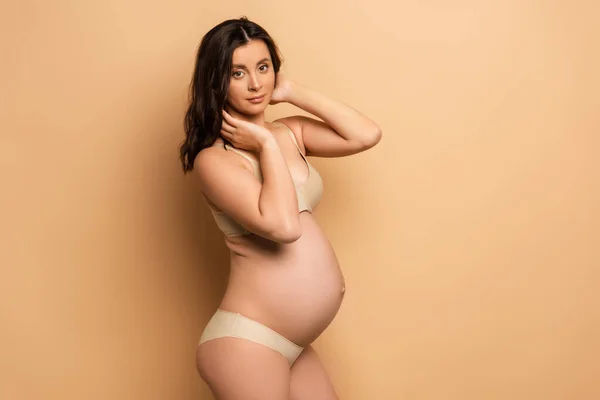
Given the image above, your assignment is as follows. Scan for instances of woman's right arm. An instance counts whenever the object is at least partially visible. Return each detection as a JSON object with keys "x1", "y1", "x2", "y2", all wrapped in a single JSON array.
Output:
[{"x1": 195, "y1": 136, "x2": 301, "y2": 243}]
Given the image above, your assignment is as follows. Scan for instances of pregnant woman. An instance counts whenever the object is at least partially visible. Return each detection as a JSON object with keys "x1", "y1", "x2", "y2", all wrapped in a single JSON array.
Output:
[{"x1": 180, "y1": 17, "x2": 382, "y2": 400}]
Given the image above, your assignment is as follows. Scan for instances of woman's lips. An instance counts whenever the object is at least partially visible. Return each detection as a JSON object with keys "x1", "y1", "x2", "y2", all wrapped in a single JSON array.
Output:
[{"x1": 248, "y1": 95, "x2": 265, "y2": 104}]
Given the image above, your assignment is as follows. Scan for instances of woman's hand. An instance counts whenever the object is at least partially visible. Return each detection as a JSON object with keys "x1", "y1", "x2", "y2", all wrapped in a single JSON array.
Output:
[
  {"x1": 221, "y1": 110, "x2": 272, "y2": 152},
  {"x1": 270, "y1": 72, "x2": 294, "y2": 105}
]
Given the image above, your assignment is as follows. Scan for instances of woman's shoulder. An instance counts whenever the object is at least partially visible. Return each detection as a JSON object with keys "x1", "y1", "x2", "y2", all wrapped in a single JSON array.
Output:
[
  {"x1": 271, "y1": 116, "x2": 305, "y2": 149},
  {"x1": 194, "y1": 139, "x2": 256, "y2": 180},
  {"x1": 272, "y1": 115, "x2": 302, "y2": 133}
]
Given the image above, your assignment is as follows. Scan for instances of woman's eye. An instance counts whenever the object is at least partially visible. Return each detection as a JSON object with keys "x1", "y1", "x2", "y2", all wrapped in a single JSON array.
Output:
[
  {"x1": 259, "y1": 65, "x2": 269, "y2": 72},
  {"x1": 233, "y1": 71, "x2": 244, "y2": 78}
]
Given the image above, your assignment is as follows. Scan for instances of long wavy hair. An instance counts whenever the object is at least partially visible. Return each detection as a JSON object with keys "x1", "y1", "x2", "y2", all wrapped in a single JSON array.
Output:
[{"x1": 179, "y1": 17, "x2": 283, "y2": 173}]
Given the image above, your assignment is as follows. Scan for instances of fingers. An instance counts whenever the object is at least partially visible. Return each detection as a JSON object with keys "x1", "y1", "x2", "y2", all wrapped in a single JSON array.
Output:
[
  {"x1": 222, "y1": 110, "x2": 236, "y2": 127},
  {"x1": 220, "y1": 128, "x2": 232, "y2": 141},
  {"x1": 221, "y1": 110, "x2": 235, "y2": 139},
  {"x1": 221, "y1": 118, "x2": 235, "y2": 133}
]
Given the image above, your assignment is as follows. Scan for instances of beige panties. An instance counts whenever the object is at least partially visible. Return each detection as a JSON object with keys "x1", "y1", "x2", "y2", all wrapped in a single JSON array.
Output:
[{"x1": 198, "y1": 309, "x2": 304, "y2": 366}]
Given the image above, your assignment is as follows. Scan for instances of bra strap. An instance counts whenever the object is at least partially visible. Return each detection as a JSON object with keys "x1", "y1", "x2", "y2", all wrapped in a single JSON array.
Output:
[
  {"x1": 278, "y1": 122, "x2": 304, "y2": 155},
  {"x1": 224, "y1": 143, "x2": 259, "y2": 177}
]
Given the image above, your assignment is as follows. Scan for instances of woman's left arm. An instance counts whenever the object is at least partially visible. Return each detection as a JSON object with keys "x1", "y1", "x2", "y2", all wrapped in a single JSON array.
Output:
[{"x1": 276, "y1": 79, "x2": 382, "y2": 157}]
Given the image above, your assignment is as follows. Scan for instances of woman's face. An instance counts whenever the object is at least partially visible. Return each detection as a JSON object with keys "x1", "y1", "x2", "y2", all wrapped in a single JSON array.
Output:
[{"x1": 226, "y1": 39, "x2": 275, "y2": 115}]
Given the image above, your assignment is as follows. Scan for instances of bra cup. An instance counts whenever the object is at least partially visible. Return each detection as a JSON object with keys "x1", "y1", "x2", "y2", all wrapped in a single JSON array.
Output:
[{"x1": 210, "y1": 127, "x2": 324, "y2": 236}]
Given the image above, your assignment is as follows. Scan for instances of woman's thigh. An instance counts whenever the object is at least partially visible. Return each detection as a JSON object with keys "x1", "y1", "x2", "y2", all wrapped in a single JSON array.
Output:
[
  {"x1": 196, "y1": 337, "x2": 291, "y2": 400},
  {"x1": 290, "y1": 345, "x2": 339, "y2": 400}
]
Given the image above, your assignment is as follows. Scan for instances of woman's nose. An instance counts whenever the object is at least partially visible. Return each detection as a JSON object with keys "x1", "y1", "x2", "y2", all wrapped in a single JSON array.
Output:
[{"x1": 248, "y1": 74, "x2": 262, "y2": 91}]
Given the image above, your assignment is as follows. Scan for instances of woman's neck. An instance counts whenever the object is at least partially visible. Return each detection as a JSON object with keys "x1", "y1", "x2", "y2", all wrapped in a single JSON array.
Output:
[{"x1": 224, "y1": 105, "x2": 266, "y2": 127}]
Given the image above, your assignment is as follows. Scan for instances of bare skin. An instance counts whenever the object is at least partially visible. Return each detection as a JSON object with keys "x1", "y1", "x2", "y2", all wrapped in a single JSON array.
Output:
[{"x1": 194, "y1": 38, "x2": 382, "y2": 399}]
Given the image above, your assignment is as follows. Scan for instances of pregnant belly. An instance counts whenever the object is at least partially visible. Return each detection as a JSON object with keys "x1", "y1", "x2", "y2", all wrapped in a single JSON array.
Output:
[{"x1": 222, "y1": 214, "x2": 346, "y2": 345}]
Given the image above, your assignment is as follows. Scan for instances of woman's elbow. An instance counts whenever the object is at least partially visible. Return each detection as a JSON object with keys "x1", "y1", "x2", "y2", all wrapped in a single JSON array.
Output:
[
  {"x1": 362, "y1": 127, "x2": 383, "y2": 149},
  {"x1": 270, "y1": 221, "x2": 302, "y2": 244}
]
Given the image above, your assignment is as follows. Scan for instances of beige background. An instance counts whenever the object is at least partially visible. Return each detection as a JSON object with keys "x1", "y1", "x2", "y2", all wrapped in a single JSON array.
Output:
[{"x1": 2, "y1": 1, "x2": 599, "y2": 399}]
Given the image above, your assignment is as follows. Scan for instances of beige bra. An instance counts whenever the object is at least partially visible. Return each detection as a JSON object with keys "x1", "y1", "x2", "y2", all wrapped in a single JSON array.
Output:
[{"x1": 206, "y1": 122, "x2": 324, "y2": 237}]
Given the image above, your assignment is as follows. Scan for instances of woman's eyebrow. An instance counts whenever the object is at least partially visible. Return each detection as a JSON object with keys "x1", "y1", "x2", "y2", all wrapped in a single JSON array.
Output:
[{"x1": 232, "y1": 58, "x2": 271, "y2": 69}]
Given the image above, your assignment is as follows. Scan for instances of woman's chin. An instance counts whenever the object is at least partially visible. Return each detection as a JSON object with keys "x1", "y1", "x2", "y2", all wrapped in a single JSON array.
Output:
[
  {"x1": 227, "y1": 99, "x2": 270, "y2": 117},
  {"x1": 242, "y1": 104, "x2": 269, "y2": 116}
]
